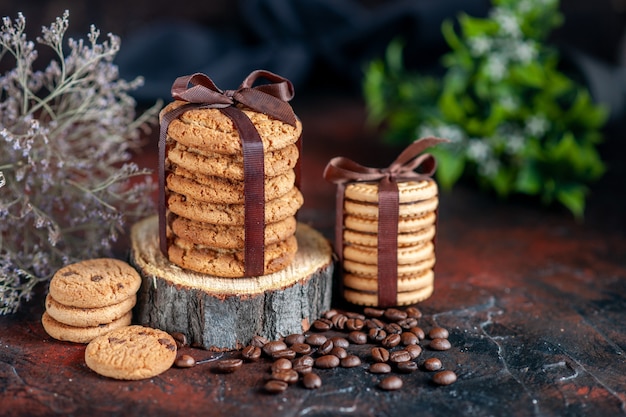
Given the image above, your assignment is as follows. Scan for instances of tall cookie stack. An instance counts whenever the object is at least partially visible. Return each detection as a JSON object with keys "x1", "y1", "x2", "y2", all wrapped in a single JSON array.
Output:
[
  {"x1": 161, "y1": 101, "x2": 303, "y2": 277},
  {"x1": 340, "y1": 180, "x2": 439, "y2": 306},
  {"x1": 41, "y1": 258, "x2": 141, "y2": 343}
]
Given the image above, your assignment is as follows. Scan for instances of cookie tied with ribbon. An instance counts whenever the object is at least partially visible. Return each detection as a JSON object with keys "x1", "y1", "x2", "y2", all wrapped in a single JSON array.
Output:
[
  {"x1": 158, "y1": 70, "x2": 303, "y2": 277},
  {"x1": 323, "y1": 137, "x2": 447, "y2": 307}
]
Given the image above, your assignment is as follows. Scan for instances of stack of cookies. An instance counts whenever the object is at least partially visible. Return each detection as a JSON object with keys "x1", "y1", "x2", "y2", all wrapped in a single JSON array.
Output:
[
  {"x1": 340, "y1": 180, "x2": 439, "y2": 306},
  {"x1": 41, "y1": 258, "x2": 141, "y2": 343},
  {"x1": 161, "y1": 102, "x2": 304, "y2": 277}
]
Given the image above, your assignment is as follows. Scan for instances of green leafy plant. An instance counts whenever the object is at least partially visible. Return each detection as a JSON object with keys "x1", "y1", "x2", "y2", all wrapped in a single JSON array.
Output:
[
  {"x1": 363, "y1": 0, "x2": 607, "y2": 218},
  {"x1": 0, "y1": 11, "x2": 160, "y2": 314}
]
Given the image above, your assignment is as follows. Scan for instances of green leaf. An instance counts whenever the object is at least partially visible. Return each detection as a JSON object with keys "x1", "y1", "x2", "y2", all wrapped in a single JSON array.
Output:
[
  {"x1": 431, "y1": 147, "x2": 465, "y2": 189},
  {"x1": 515, "y1": 161, "x2": 542, "y2": 194},
  {"x1": 556, "y1": 185, "x2": 586, "y2": 219}
]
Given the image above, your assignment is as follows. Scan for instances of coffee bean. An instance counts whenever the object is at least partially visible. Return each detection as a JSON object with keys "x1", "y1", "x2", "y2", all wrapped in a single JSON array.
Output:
[
  {"x1": 250, "y1": 335, "x2": 269, "y2": 348},
  {"x1": 400, "y1": 332, "x2": 419, "y2": 346},
  {"x1": 317, "y1": 339, "x2": 334, "y2": 356},
  {"x1": 271, "y1": 349, "x2": 296, "y2": 360},
  {"x1": 368, "y1": 328, "x2": 387, "y2": 343},
  {"x1": 340, "y1": 355, "x2": 361, "y2": 368},
  {"x1": 365, "y1": 318, "x2": 385, "y2": 330},
  {"x1": 432, "y1": 370, "x2": 457, "y2": 385},
  {"x1": 331, "y1": 314, "x2": 348, "y2": 330},
  {"x1": 369, "y1": 362, "x2": 392, "y2": 374},
  {"x1": 379, "y1": 375, "x2": 403, "y2": 391},
  {"x1": 330, "y1": 337, "x2": 350, "y2": 348},
  {"x1": 363, "y1": 307, "x2": 385, "y2": 318},
  {"x1": 405, "y1": 344, "x2": 423, "y2": 360},
  {"x1": 293, "y1": 355, "x2": 315, "y2": 368},
  {"x1": 270, "y1": 369, "x2": 299, "y2": 384},
  {"x1": 293, "y1": 364, "x2": 313, "y2": 375},
  {"x1": 290, "y1": 343, "x2": 312, "y2": 355},
  {"x1": 271, "y1": 358, "x2": 293, "y2": 372},
  {"x1": 405, "y1": 306, "x2": 423, "y2": 319},
  {"x1": 381, "y1": 333, "x2": 401, "y2": 348},
  {"x1": 384, "y1": 308, "x2": 408, "y2": 322},
  {"x1": 322, "y1": 309, "x2": 338, "y2": 319},
  {"x1": 389, "y1": 350, "x2": 412, "y2": 363},
  {"x1": 422, "y1": 357, "x2": 443, "y2": 371},
  {"x1": 429, "y1": 338, "x2": 452, "y2": 351},
  {"x1": 264, "y1": 379, "x2": 288, "y2": 394},
  {"x1": 429, "y1": 327, "x2": 449, "y2": 339},
  {"x1": 330, "y1": 346, "x2": 348, "y2": 359},
  {"x1": 284, "y1": 334, "x2": 305, "y2": 346},
  {"x1": 305, "y1": 333, "x2": 327, "y2": 347},
  {"x1": 170, "y1": 332, "x2": 188, "y2": 348},
  {"x1": 213, "y1": 358, "x2": 243, "y2": 373},
  {"x1": 384, "y1": 323, "x2": 403, "y2": 335},
  {"x1": 315, "y1": 354, "x2": 340, "y2": 369},
  {"x1": 241, "y1": 345, "x2": 262, "y2": 362},
  {"x1": 175, "y1": 354, "x2": 195, "y2": 368},
  {"x1": 302, "y1": 372, "x2": 322, "y2": 389},
  {"x1": 396, "y1": 361, "x2": 418, "y2": 373},
  {"x1": 371, "y1": 347, "x2": 390, "y2": 363},
  {"x1": 262, "y1": 340, "x2": 287, "y2": 356},
  {"x1": 409, "y1": 326, "x2": 426, "y2": 340},
  {"x1": 313, "y1": 318, "x2": 333, "y2": 331},
  {"x1": 347, "y1": 331, "x2": 367, "y2": 345},
  {"x1": 397, "y1": 317, "x2": 419, "y2": 329},
  {"x1": 345, "y1": 318, "x2": 365, "y2": 331},
  {"x1": 345, "y1": 311, "x2": 365, "y2": 320}
]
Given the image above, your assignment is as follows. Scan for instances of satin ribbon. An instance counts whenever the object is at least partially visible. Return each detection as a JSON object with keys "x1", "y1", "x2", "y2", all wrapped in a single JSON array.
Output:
[
  {"x1": 323, "y1": 136, "x2": 447, "y2": 307},
  {"x1": 159, "y1": 70, "x2": 297, "y2": 277}
]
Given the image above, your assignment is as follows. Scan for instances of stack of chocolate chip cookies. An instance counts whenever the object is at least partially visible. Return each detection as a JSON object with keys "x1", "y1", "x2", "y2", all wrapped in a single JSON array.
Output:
[
  {"x1": 41, "y1": 258, "x2": 141, "y2": 343},
  {"x1": 340, "y1": 180, "x2": 439, "y2": 306},
  {"x1": 161, "y1": 102, "x2": 304, "y2": 277}
]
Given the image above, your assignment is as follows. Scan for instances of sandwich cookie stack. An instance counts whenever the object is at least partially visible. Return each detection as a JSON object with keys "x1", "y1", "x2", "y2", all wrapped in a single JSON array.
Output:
[
  {"x1": 41, "y1": 258, "x2": 141, "y2": 343},
  {"x1": 340, "y1": 180, "x2": 439, "y2": 306},
  {"x1": 161, "y1": 101, "x2": 303, "y2": 277}
]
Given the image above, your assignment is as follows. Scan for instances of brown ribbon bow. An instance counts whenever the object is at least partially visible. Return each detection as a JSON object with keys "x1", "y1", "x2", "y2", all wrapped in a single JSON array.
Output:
[
  {"x1": 159, "y1": 70, "x2": 297, "y2": 277},
  {"x1": 323, "y1": 136, "x2": 447, "y2": 307}
]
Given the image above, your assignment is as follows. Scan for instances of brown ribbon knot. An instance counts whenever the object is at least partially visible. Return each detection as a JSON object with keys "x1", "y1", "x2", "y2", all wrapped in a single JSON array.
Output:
[
  {"x1": 323, "y1": 136, "x2": 447, "y2": 307},
  {"x1": 159, "y1": 70, "x2": 297, "y2": 277}
]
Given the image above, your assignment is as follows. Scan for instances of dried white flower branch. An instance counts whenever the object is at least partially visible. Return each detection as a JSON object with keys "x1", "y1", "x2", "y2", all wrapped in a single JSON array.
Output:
[{"x1": 0, "y1": 11, "x2": 161, "y2": 314}]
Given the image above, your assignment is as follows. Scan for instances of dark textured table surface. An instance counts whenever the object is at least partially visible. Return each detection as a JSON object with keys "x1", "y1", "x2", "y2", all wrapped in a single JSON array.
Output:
[{"x1": 1, "y1": 95, "x2": 625, "y2": 417}]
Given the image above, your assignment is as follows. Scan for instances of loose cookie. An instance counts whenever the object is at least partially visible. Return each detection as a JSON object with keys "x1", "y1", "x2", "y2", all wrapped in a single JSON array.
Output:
[
  {"x1": 85, "y1": 325, "x2": 177, "y2": 380},
  {"x1": 45, "y1": 294, "x2": 136, "y2": 328},
  {"x1": 41, "y1": 310, "x2": 132, "y2": 344},
  {"x1": 48, "y1": 258, "x2": 142, "y2": 309}
]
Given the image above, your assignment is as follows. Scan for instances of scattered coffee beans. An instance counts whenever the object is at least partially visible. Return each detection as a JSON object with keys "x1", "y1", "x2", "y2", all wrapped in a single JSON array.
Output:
[
  {"x1": 409, "y1": 326, "x2": 426, "y2": 340},
  {"x1": 271, "y1": 349, "x2": 296, "y2": 360},
  {"x1": 330, "y1": 346, "x2": 348, "y2": 359},
  {"x1": 270, "y1": 369, "x2": 299, "y2": 384},
  {"x1": 371, "y1": 347, "x2": 390, "y2": 363},
  {"x1": 313, "y1": 318, "x2": 333, "y2": 331},
  {"x1": 250, "y1": 335, "x2": 269, "y2": 348},
  {"x1": 384, "y1": 323, "x2": 403, "y2": 335},
  {"x1": 400, "y1": 332, "x2": 419, "y2": 346},
  {"x1": 405, "y1": 344, "x2": 423, "y2": 360},
  {"x1": 348, "y1": 331, "x2": 367, "y2": 345},
  {"x1": 390, "y1": 350, "x2": 412, "y2": 363},
  {"x1": 271, "y1": 358, "x2": 293, "y2": 372},
  {"x1": 396, "y1": 361, "x2": 418, "y2": 374},
  {"x1": 264, "y1": 379, "x2": 288, "y2": 394},
  {"x1": 366, "y1": 318, "x2": 385, "y2": 330},
  {"x1": 340, "y1": 355, "x2": 361, "y2": 368},
  {"x1": 213, "y1": 358, "x2": 243, "y2": 374},
  {"x1": 175, "y1": 354, "x2": 196, "y2": 368},
  {"x1": 305, "y1": 333, "x2": 327, "y2": 347},
  {"x1": 429, "y1": 338, "x2": 452, "y2": 351},
  {"x1": 315, "y1": 355, "x2": 340, "y2": 369},
  {"x1": 432, "y1": 370, "x2": 457, "y2": 385},
  {"x1": 363, "y1": 307, "x2": 385, "y2": 318},
  {"x1": 381, "y1": 333, "x2": 401, "y2": 348},
  {"x1": 405, "y1": 306, "x2": 422, "y2": 319},
  {"x1": 331, "y1": 314, "x2": 348, "y2": 329},
  {"x1": 345, "y1": 318, "x2": 365, "y2": 331},
  {"x1": 369, "y1": 363, "x2": 392, "y2": 374},
  {"x1": 422, "y1": 357, "x2": 443, "y2": 371},
  {"x1": 330, "y1": 337, "x2": 350, "y2": 349},
  {"x1": 285, "y1": 334, "x2": 305, "y2": 345},
  {"x1": 170, "y1": 332, "x2": 188, "y2": 349},
  {"x1": 302, "y1": 372, "x2": 322, "y2": 389},
  {"x1": 429, "y1": 327, "x2": 449, "y2": 340},
  {"x1": 241, "y1": 345, "x2": 262, "y2": 362},
  {"x1": 262, "y1": 340, "x2": 287, "y2": 356},
  {"x1": 379, "y1": 375, "x2": 403, "y2": 390},
  {"x1": 317, "y1": 339, "x2": 334, "y2": 355},
  {"x1": 368, "y1": 328, "x2": 387, "y2": 343}
]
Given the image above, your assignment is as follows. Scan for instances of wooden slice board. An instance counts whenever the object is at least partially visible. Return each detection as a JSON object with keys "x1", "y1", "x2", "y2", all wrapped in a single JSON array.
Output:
[{"x1": 130, "y1": 215, "x2": 334, "y2": 351}]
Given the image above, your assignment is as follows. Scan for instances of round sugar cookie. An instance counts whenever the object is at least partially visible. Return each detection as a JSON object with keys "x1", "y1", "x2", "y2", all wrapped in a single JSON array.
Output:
[
  {"x1": 343, "y1": 285, "x2": 434, "y2": 307},
  {"x1": 342, "y1": 269, "x2": 434, "y2": 293},
  {"x1": 167, "y1": 141, "x2": 298, "y2": 181},
  {"x1": 85, "y1": 325, "x2": 177, "y2": 380},
  {"x1": 161, "y1": 101, "x2": 302, "y2": 156},
  {"x1": 167, "y1": 187, "x2": 303, "y2": 226},
  {"x1": 168, "y1": 234, "x2": 298, "y2": 278},
  {"x1": 343, "y1": 242, "x2": 434, "y2": 265},
  {"x1": 344, "y1": 225, "x2": 436, "y2": 247},
  {"x1": 345, "y1": 180, "x2": 437, "y2": 204},
  {"x1": 166, "y1": 169, "x2": 295, "y2": 205},
  {"x1": 343, "y1": 256, "x2": 436, "y2": 278},
  {"x1": 344, "y1": 196, "x2": 438, "y2": 219},
  {"x1": 170, "y1": 214, "x2": 297, "y2": 249},
  {"x1": 41, "y1": 310, "x2": 132, "y2": 344},
  {"x1": 48, "y1": 258, "x2": 142, "y2": 309},
  {"x1": 344, "y1": 211, "x2": 436, "y2": 234},
  {"x1": 45, "y1": 294, "x2": 136, "y2": 328}
]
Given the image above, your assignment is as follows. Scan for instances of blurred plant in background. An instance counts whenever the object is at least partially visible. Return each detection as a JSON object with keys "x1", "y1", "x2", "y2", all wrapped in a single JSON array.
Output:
[
  {"x1": 0, "y1": 11, "x2": 160, "y2": 314},
  {"x1": 363, "y1": 0, "x2": 607, "y2": 218}
]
